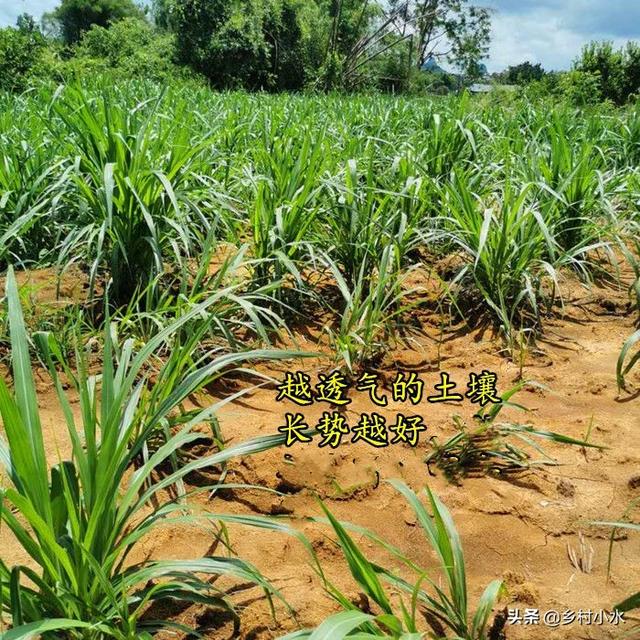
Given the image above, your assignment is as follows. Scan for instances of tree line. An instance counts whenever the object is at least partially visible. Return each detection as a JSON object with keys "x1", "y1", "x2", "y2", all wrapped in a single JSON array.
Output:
[
  {"x1": 2, "y1": 0, "x2": 640, "y2": 104},
  {"x1": 2, "y1": 0, "x2": 491, "y2": 92}
]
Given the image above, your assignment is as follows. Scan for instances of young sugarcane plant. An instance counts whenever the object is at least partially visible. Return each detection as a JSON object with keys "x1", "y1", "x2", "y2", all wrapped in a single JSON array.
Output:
[
  {"x1": 591, "y1": 515, "x2": 640, "y2": 633},
  {"x1": 280, "y1": 481, "x2": 505, "y2": 640},
  {"x1": 51, "y1": 85, "x2": 209, "y2": 308},
  {"x1": 616, "y1": 328, "x2": 640, "y2": 392},
  {"x1": 323, "y1": 246, "x2": 420, "y2": 375},
  {"x1": 0, "y1": 267, "x2": 307, "y2": 639}
]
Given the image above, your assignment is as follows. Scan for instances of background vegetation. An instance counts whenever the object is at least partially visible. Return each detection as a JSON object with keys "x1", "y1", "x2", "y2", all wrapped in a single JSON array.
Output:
[{"x1": 1, "y1": 0, "x2": 638, "y2": 104}]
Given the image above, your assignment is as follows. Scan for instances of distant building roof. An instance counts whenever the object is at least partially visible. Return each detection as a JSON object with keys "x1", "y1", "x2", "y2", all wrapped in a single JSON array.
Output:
[
  {"x1": 468, "y1": 83, "x2": 520, "y2": 93},
  {"x1": 469, "y1": 83, "x2": 493, "y2": 93}
]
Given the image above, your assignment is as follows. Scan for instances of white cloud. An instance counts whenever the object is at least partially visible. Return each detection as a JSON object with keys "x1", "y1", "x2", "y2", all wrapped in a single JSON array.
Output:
[
  {"x1": 485, "y1": 0, "x2": 640, "y2": 71},
  {"x1": 489, "y1": 10, "x2": 587, "y2": 71}
]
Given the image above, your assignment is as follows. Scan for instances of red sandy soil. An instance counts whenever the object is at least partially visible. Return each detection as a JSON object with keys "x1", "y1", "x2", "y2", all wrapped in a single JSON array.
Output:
[{"x1": 1, "y1": 268, "x2": 640, "y2": 640}]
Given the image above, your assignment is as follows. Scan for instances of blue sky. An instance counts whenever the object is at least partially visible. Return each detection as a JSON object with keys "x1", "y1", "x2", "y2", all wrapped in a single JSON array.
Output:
[{"x1": 1, "y1": 0, "x2": 639, "y2": 71}]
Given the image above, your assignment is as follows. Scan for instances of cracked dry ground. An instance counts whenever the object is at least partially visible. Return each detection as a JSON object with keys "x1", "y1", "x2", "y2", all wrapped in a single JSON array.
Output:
[{"x1": 2, "y1": 273, "x2": 639, "y2": 640}]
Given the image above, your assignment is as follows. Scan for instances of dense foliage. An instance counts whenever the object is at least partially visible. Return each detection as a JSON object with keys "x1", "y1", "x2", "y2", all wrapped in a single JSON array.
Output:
[
  {"x1": 167, "y1": 0, "x2": 309, "y2": 90},
  {"x1": 0, "y1": 0, "x2": 495, "y2": 93},
  {"x1": 2, "y1": 0, "x2": 640, "y2": 101},
  {"x1": 0, "y1": 22, "x2": 46, "y2": 91},
  {"x1": 0, "y1": 57, "x2": 640, "y2": 639},
  {"x1": 499, "y1": 61, "x2": 546, "y2": 86},
  {"x1": 50, "y1": 0, "x2": 144, "y2": 44},
  {"x1": 574, "y1": 40, "x2": 640, "y2": 105},
  {"x1": 0, "y1": 80, "x2": 638, "y2": 354}
]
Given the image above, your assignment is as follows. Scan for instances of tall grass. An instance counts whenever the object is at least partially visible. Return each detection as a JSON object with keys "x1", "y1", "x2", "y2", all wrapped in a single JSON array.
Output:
[
  {"x1": 592, "y1": 516, "x2": 640, "y2": 631},
  {"x1": 0, "y1": 72, "x2": 639, "y2": 640},
  {"x1": 0, "y1": 83, "x2": 633, "y2": 341},
  {"x1": 438, "y1": 175, "x2": 558, "y2": 339},
  {"x1": 324, "y1": 246, "x2": 418, "y2": 373},
  {"x1": 51, "y1": 85, "x2": 209, "y2": 306},
  {"x1": 0, "y1": 267, "x2": 304, "y2": 638},
  {"x1": 0, "y1": 119, "x2": 69, "y2": 267}
]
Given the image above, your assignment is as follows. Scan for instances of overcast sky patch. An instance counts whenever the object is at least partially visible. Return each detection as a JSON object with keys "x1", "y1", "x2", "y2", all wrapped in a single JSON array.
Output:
[{"x1": 484, "y1": 0, "x2": 640, "y2": 70}]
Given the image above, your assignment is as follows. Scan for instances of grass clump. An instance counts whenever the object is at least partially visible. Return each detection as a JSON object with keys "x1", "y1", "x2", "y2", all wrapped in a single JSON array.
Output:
[
  {"x1": 0, "y1": 267, "x2": 301, "y2": 638},
  {"x1": 282, "y1": 481, "x2": 505, "y2": 640},
  {"x1": 52, "y1": 85, "x2": 209, "y2": 307},
  {"x1": 425, "y1": 385, "x2": 603, "y2": 483}
]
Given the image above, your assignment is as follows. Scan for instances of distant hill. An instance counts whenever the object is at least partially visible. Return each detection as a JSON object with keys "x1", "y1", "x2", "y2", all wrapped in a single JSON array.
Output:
[
  {"x1": 421, "y1": 56, "x2": 446, "y2": 74},
  {"x1": 421, "y1": 57, "x2": 489, "y2": 79}
]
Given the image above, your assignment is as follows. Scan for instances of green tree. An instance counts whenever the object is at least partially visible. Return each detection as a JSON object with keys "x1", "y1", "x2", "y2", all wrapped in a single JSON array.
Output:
[
  {"x1": 313, "y1": 0, "x2": 379, "y2": 89},
  {"x1": 302, "y1": 0, "x2": 492, "y2": 92},
  {"x1": 324, "y1": 0, "x2": 381, "y2": 59},
  {"x1": 560, "y1": 69, "x2": 603, "y2": 106},
  {"x1": 151, "y1": 0, "x2": 171, "y2": 29},
  {"x1": 504, "y1": 60, "x2": 545, "y2": 85},
  {"x1": 407, "y1": 0, "x2": 491, "y2": 72},
  {"x1": 73, "y1": 17, "x2": 182, "y2": 80},
  {"x1": 16, "y1": 13, "x2": 38, "y2": 33},
  {"x1": 623, "y1": 41, "x2": 640, "y2": 102},
  {"x1": 574, "y1": 41, "x2": 625, "y2": 103},
  {"x1": 0, "y1": 26, "x2": 45, "y2": 91},
  {"x1": 51, "y1": 0, "x2": 144, "y2": 44},
  {"x1": 268, "y1": 1, "x2": 306, "y2": 90},
  {"x1": 354, "y1": 0, "x2": 491, "y2": 92},
  {"x1": 572, "y1": 40, "x2": 640, "y2": 104},
  {"x1": 522, "y1": 71, "x2": 562, "y2": 101},
  {"x1": 168, "y1": 0, "x2": 307, "y2": 90}
]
